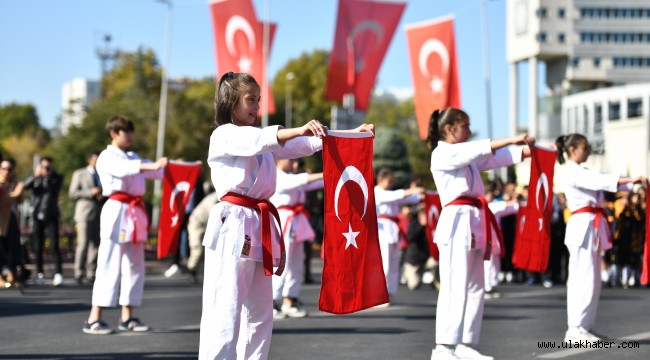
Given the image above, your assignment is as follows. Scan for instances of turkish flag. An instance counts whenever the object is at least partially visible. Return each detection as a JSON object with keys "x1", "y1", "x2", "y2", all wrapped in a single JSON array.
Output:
[
  {"x1": 325, "y1": 0, "x2": 407, "y2": 111},
  {"x1": 424, "y1": 191, "x2": 441, "y2": 260},
  {"x1": 512, "y1": 146, "x2": 557, "y2": 272},
  {"x1": 208, "y1": 0, "x2": 276, "y2": 115},
  {"x1": 641, "y1": 182, "x2": 650, "y2": 285},
  {"x1": 319, "y1": 131, "x2": 389, "y2": 314},
  {"x1": 157, "y1": 161, "x2": 202, "y2": 260},
  {"x1": 405, "y1": 16, "x2": 462, "y2": 139}
]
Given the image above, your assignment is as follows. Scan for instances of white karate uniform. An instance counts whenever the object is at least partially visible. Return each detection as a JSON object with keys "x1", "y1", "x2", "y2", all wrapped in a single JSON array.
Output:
[
  {"x1": 561, "y1": 160, "x2": 621, "y2": 331},
  {"x1": 431, "y1": 139, "x2": 522, "y2": 345},
  {"x1": 199, "y1": 124, "x2": 321, "y2": 360},
  {"x1": 374, "y1": 186, "x2": 420, "y2": 295},
  {"x1": 484, "y1": 200, "x2": 519, "y2": 292},
  {"x1": 92, "y1": 145, "x2": 163, "y2": 308},
  {"x1": 270, "y1": 170, "x2": 323, "y2": 301}
]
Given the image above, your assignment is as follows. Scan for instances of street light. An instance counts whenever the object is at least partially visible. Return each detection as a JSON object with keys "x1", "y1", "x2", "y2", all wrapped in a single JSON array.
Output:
[
  {"x1": 285, "y1": 72, "x2": 295, "y2": 129},
  {"x1": 152, "y1": 0, "x2": 173, "y2": 230}
]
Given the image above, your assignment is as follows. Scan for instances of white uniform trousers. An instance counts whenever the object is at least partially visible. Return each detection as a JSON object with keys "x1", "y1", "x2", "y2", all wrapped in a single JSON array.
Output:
[
  {"x1": 186, "y1": 221, "x2": 205, "y2": 271},
  {"x1": 566, "y1": 245, "x2": 601, "y2": 330},
  {"x1": 272, "y1": 239, "x2": 305, "y2": 301},
  {"x1": 91, "y1": 239, "x2": 145, "y2": 307},
  {"x1": 483, "y1": 253, "x2": 500, "y2": 293},
  {"x1": 436, "y1": 240, "x2": 485, "y2": 345},
  {"x1": 199, "y1": 247, "x2": 273, "y2": 360},
  {"x1": 379, "y1": 239, "x2": 400, "y2": 295}
]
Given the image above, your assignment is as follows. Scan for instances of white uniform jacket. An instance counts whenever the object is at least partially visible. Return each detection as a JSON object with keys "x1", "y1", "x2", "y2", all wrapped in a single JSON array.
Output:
[
  {"x1": 270, "y1": 169, "x2": 323, "y2": 243},
  {"x1": 375, "y1": 186, "x2": 420, "y2": 244},
  {"x1": 561, "y1": 160, "x2": 620, "y2": 250},
  {"x1": 203, "y1": 124, "x2": 322, "y2": 262},
  {"x1": 431, "y1": 140, "x2": 523, "y2": 251},
  {"x1": 96, "y1": 145, "x2": 163, "y2": 243}
]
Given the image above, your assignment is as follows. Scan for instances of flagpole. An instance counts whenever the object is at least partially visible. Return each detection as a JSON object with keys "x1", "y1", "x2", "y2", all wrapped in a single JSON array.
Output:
[
  {"x1": 152, "y1": 0, "x2": 173, "y2": 231},
  {"x1": 480, "y1": 0, "x2": 493, "y2": 141},
  {"x1": 261, "y1": 0, "x2": 270, "y2": 128}
]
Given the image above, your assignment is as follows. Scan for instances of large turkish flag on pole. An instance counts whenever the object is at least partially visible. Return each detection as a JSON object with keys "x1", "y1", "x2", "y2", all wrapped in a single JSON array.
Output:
[
  {"x1": 208, "y1": 0, "x2": 276, "y2": 114},
  {"x1": 158, "y1": 161, "x2": 202, "y2": 260},
  {"x1": 325, "y1": 0, "x2": 407, "y2": 111},
  {"x1": 424, "y1": 191, "x2": 441, "y2": 260},
  {"x1": 405, "y1": 16, "x2": 461, "y2": 140},
  {"x1": 319, "y1": 131, "x2": 389, "y2": 314},
  {"x1": 512, "y1": 146, "x2": 557, "y2": 272}
]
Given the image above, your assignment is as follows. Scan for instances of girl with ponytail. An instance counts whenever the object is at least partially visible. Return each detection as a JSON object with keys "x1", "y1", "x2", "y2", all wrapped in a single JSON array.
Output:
[
  {"x1": 555, "y1": 133, "x2": 646, "y2": 342},
  {"x1": 428, "y1": 107, "x2": 535, "y2": 360}
]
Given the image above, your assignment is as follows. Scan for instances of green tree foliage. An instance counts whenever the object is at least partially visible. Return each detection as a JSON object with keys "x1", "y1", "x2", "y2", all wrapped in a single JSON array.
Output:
[{"x1": 0, "y1": 102, "x2": 50, "y2": 178}]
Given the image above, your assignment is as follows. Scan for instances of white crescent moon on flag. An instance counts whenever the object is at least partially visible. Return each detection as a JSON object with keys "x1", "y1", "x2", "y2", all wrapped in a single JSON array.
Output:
[
  {"x1": 418, "y1": 38, "x2": 450, "y2": 79},
  {"x1": 348, "y1": 20, "x2": 384, "y2": 72},
  {"x1": 536, "y1": 173, "x2": 549, "y2": 212},
  {"x1": 225, "y1": 15, "x2": 256, "y2": 57},
  {"x1": 334, "y1": 166, "x2": 369, "y2": 222},
  {"x1": 427, "y1": 204, "x2": 439, "y2": 225},
  {"x1": 170, "y1": 181, "x2": 190, "y2": 226}
]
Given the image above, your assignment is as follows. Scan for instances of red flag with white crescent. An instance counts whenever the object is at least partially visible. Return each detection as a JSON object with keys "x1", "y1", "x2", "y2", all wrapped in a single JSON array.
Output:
[
  {"x1": 319, "y1": 131, "x2": 389, "y2": 314},
  {"x1": 424, "y1": 191, "x2": 441, "y2": 260},
  {"x1": 208, "y1": 0, "x2": 276, "y2": 115},
  {"x1": 405, "y1": 16, "x2": 462, "y2": 139},
  {"x1": 158, "y1": 161, "x2": 202, "y2": 260},
  {"x1": 512, "y1": 146, "x2": 557, "y2": 272},
  {"x1": 325, "y1": 0, "x2": 407, "y2": 111}
]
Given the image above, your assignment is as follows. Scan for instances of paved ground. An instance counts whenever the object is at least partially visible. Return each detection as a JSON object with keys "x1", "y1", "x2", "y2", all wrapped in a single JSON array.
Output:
[{"x1": 1, "y1": 254, "x2": 649, "y2": 360}]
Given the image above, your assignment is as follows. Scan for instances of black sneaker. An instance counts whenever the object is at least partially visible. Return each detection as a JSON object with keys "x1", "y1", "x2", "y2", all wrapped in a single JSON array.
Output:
[
  {"x1": 118, "y1": 317, "x2": 150, "y2": 332},
  {"x1": 83, "y1": 320, "x2": 114, "y2": 335}
]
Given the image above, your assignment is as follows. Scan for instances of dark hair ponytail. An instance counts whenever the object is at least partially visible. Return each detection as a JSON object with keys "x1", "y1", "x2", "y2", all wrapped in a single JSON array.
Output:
[
  {"x1": 555, "y1": 133, "x2": 588, "y2": 164},
  {"x1": 426, "y1": 108, "x2": 469, "y2": 150}
]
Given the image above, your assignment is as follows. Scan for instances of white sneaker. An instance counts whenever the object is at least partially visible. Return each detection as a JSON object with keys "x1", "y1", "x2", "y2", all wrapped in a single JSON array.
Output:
[
  {"x1": 53, "y1": 273, "x2": 64, "y2": 287},
  {"x1": 454, "y1": 344, "x2": 494, "y2": 360},
  {"x1": 281, "y1": 304, "x2": 308, "y2": 318},
  {"x1": 431, "y1": 346, "x2": 460, "y2": 360},
  {"x1": 164, "y1": 264, "x2": 179, "y2": 278},
  {"x1": 34, "y1": 273, "x2": 45, "y2": 285},
  {"x1": 273, "y1": 307, "x2": 287, "y2": 320},
  {"x1": 564, "y1": 327, "x2": 601, "y2": 342}
]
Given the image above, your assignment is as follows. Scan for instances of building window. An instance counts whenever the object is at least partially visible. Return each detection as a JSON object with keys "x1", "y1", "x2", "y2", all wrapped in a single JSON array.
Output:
[
  {"x1": 628, "y1": 99, "x2": 643, "y2": 118},
  {"x1": 537, "y1": 32, "x2": 547, "y2": 42},
  {"x1": 609, "y1": 102, "x2": 621, "y2": 121},
  {"x1": 537, "y1": 7, "x2": 547, "y2": 18},
  {"x1": 571, "y1": 57, "x2": 580, "y2": 67},
  {"x1": 583, "y1": 106, "x2": 590, "y2": 135},
  {"x1": 593, "y1": 58, "x2": 601, "y2": 67},
  {"x1": 558, "y1": 8, "x2": 566, "y2": 18},
  {"x1": 558, "y1": 33, "x2": 566, "y2": 43},
  {"x1": 594, "y1": 104, "x2": 603, "y2": 134}
]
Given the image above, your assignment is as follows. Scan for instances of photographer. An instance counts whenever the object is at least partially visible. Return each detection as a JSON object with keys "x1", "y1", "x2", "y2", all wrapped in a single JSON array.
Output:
[{"x1": 23, "y1": 157, "x2": 64, "y2": 286}]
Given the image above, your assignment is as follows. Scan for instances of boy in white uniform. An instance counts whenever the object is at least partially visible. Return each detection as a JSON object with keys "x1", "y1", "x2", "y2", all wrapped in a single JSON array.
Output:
[
  {"x1": 83, "y1": 115, "x2": 168, "y2": 335},
  {"x1": 270, "y1": 158, "x2": 323, "y2": 318}
]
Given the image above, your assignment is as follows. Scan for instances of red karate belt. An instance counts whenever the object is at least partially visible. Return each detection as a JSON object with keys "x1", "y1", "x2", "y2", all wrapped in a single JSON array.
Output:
[
  {"x1": 446, "y1": 195, "x2": 503, "y2": 260},
  {"x1": 108, "y1": 192, "x2": 146, "y2": 244},
  {"x1": 277, "y1": 204, "x2": 310, "y2": 239},
  {"x1": 377, "y1": 215, "x2": 409, "y2": 248},
  {"x1": 220, "y1": 192, "x2": 286, "y2": 276},
  {"x1": 572, "y1": 206, "x2": 611, "y2": 247}
]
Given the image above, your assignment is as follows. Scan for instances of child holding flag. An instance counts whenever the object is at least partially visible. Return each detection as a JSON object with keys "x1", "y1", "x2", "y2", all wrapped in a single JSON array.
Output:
[
  {"x1": 427, "y1": 108, "x2": 534, "y2": 360},
  {"x1": 555, "y1": 133, "x2": 645, "y2": 342},
  {"x1": 83, "y1": 115, "x2": 168, "y2": 335},
  {"x1": 199, "y1": 71, "x2": 373, "y2": 360}
]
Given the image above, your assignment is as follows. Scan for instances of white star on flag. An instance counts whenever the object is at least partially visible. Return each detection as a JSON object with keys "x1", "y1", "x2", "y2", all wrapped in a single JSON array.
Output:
[
  {"x1": 342, "y1": 223, "x2": 359, "y2": 250},
  {"x1": 430, "y1": 76, "x2": 443, "y2": 93},
  {"x1": 237, "y1": 56, "x2": 252, "y2": 72}
]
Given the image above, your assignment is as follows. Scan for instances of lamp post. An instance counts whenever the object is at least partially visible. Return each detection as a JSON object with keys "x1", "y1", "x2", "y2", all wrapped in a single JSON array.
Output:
[
  {"x1": 285, "y1": 72, "x2": 295, "y2": 129},
  {"x1": 152, "y1": 0, "x2": 173, "y2": 230}
]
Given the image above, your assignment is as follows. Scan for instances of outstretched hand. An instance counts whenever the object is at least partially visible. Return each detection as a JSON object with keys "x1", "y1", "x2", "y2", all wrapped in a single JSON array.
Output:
[
  {"x1": 355, "y1": 123, "x2": 375, "y2": 137},
  {"x1": 300, "y1": 119, "x2": 328, "y2": 138}
]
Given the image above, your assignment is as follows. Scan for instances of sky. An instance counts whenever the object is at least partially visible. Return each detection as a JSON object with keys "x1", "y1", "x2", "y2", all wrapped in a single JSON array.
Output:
[{"x1": 0, "y1": 0, "x2": 535, "y2": 140}]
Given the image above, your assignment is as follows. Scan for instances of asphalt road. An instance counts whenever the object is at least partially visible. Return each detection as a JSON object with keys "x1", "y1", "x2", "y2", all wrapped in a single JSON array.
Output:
[{"x1": 1, "y1": 256, "x2": 649, "y2": 360}]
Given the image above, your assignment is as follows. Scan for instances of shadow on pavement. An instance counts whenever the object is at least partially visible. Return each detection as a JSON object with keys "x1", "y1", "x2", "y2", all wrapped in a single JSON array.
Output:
[{"x1": 0, "y1": 353, "x2": 197, "y2": 360}]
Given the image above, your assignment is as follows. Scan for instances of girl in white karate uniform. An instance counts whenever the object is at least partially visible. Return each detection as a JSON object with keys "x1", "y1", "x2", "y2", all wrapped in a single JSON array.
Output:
[
  {"x1": 199, "y1": 72, "x2": 373, "y2": 360},
  {"x1": 428, "y1": 108, "x2": 534, "y2": 360},
  {"x1": 270, "y1": 159, "x2": 323, "y2": 318},
  {"x1": 374, "y1": 168, "x2": 424, "y2": 299},
  {"x1": 84, "y1": 116, "x2": 168, "y2": 335},
  {"x1": 555, "y1": 133, "x2": 645, "y2": 342}
]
